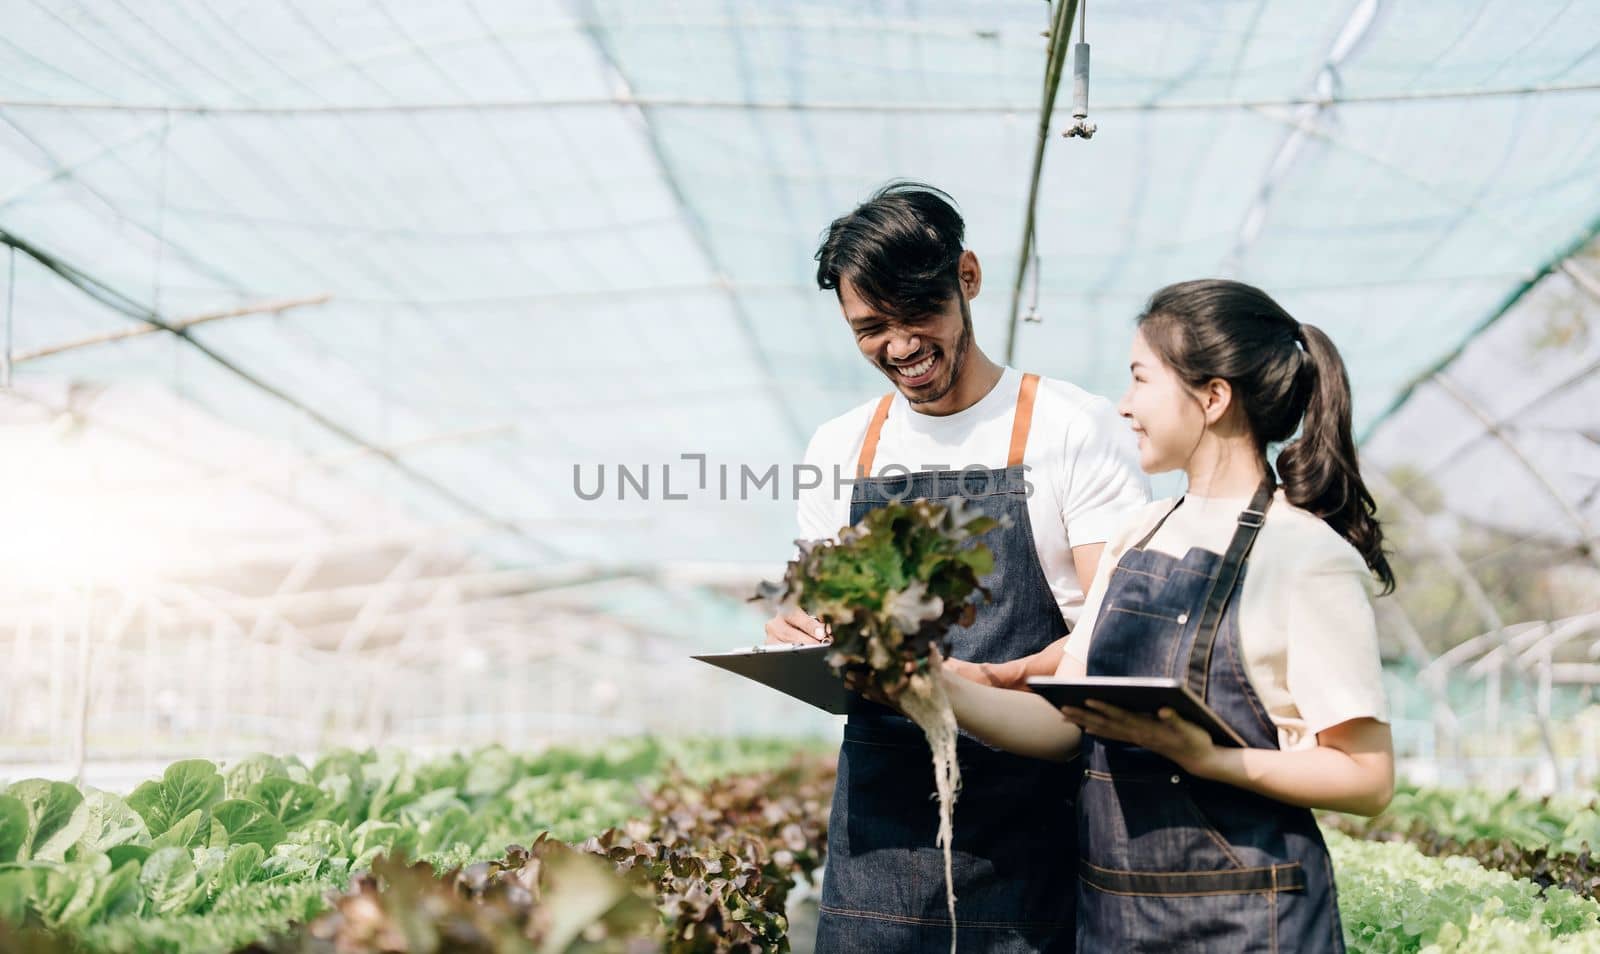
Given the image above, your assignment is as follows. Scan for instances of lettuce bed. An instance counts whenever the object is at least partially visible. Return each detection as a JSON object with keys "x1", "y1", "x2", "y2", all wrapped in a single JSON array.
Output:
[
  {"x1": 0, "y1": 738, "x2": 824, "y2": 953},
  {"x1": 6, "y1": 742, "x2": 1600, "y2": 953}
]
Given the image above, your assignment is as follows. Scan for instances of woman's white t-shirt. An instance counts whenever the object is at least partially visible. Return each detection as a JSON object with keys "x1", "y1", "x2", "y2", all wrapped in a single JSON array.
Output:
[{"x1": 1063, "y1": 489, "x2": 1390, "y2": 751}]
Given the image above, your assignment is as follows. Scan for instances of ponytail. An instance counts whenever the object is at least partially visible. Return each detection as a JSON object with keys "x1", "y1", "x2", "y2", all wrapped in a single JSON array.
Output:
[
  {"x1": 1276, "y1": 324, "x2": 1395, "y2": 594},
  {"x1": 1137, "y1": 281, "x2": 1395, "y2": 594}
]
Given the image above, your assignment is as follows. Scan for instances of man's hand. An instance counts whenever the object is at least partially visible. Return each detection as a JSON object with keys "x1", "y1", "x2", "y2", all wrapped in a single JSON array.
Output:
[{"x1": 764, "y1": 607, "x2": 830, "y2": 646}]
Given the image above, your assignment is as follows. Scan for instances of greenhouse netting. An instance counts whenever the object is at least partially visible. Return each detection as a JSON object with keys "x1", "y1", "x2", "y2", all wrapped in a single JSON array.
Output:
[{"x1": 1, "y1": 2, "x2": 1599, "y2": 951}]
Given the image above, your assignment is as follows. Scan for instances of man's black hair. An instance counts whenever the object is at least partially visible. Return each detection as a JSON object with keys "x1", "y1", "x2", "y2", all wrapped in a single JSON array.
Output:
[{"x1": 814, "y1": 180, "x2": 965, "y2": 318}]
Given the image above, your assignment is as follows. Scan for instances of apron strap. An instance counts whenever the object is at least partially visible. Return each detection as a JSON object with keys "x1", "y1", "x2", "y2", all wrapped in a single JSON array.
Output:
[
  {"x1": 1007, "y1": 372, "x2": 1041, "y2": 467},
  {"x1": 1184, "y1": 476, "x2": 1276, "y2": 701},
  {"x1": 855, "y1": 372, "x2": 1042, "y2": 477},
  {"x1": 1132, "y1": 498, "x2": 1184, "y2": 550},
  {"x1": 855, "y1": 392, "x2": 895, "y2": 477}
]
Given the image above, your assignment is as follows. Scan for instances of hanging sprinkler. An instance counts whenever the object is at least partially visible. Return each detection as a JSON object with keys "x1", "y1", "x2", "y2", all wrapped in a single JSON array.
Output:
[
  {"x1": 1063, "y1": 0, "x2": 1095, "y2": 139},
  {"x1": 1023, "y1": 229, "x2": 1043, "y2": 323}
]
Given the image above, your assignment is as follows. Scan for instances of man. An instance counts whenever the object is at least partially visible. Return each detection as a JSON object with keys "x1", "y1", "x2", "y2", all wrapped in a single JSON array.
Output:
[{"x1": 765, "y1": 182, "x2": 1147, "y2": 952}]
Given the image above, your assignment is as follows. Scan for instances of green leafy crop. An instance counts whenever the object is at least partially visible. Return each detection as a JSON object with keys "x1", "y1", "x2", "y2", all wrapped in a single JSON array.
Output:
[{"x1": 755, "y1": 497, "x2": 1006, "y2": 700}]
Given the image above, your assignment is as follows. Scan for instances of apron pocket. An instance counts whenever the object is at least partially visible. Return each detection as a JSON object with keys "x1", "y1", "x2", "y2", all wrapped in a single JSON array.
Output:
[
  {"x1": 843, "y1": 723, "x2": 1078, "y2": 857},
  {"x1": 1078, "y1": 880, "x2": 1298, "y2": 954},
  {"x1": 1078, "y1": 768, "x2": 1246, "y2": 873},
  {"x1": 840, "y1": 721, "x2": 939, "y2": 853}
]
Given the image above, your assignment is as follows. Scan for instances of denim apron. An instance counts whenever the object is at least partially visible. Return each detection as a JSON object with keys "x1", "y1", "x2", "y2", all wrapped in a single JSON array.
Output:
[
  {"x1": 1077, "y1": 480, "x2": 1345, "y2": 953},
  {"x1": 815, "y1": 373, "x2": 1079, "y2": 953}
]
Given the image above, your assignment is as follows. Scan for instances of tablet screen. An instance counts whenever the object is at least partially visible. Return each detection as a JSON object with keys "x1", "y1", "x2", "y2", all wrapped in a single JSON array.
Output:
[{"x1": 1026, "y1": 676, "x2": 1247, "y2": 747}]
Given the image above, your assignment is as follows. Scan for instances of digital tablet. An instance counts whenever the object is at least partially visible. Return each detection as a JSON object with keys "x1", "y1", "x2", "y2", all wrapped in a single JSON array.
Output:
[{"x1": 1026, "y1": 676, "x2": 1247, "y2": 747}]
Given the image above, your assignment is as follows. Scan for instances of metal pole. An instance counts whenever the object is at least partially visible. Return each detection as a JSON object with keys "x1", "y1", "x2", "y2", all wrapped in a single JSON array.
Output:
[
  {"x1": 3, "y1": 79, "x2": 1597, "y2": 116},
  {"x1": 49, "y1": 588, "x2": 66, "y2": 763},
  {"x1": 1005, "y1": 0, "x2": 1080, "y2": 364},
  {"x1": 72, "y1": 582, "x2": 94, "y2": 785},
  {"x1": 10, "y1": 294, "x2": 332, "y2": 365},
  {"x1": 2, "y1": 246, "x2": 14, "y2": 389},
  {"x1": 1560, "y1": 258, "x2": 1600, "y2": 301}
]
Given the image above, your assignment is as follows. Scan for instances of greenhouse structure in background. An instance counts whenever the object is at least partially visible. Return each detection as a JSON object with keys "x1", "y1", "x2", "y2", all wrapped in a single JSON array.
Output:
[
  {"x1": 4, "y1": 3, "x2": 1600, "y2": 952},
  {"x1": 0, "y1": 0, "x2": 1596, "y2": 800}
]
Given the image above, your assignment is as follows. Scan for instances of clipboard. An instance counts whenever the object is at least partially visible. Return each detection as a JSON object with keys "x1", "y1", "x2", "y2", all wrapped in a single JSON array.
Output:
[
  {"x1": 1026, "y1": 676, "x2": 1248, "y2": 747},
  {"x1": 693, "y1": 643, "x2": 850, "y2": 714}
]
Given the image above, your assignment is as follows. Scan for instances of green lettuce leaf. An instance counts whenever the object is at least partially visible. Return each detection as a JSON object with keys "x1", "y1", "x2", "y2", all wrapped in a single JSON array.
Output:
[
  {"x1": 5, "y1": 780, "x2": 86, "y2": 862},
  {"x1": 126, "y1": 761, "x2": 224, "y2": 839},
  {"x1": 212, "y1": 800, "x2": 288, "y2": 852}
]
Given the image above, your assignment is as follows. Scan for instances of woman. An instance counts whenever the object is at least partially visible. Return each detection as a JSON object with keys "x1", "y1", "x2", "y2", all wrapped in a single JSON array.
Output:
[{"x1": 945, "y1": 279, "x2": 1394, "y2": 952}]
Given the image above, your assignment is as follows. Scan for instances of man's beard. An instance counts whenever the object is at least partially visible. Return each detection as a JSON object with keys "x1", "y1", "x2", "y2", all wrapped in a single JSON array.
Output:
[{"x1": 899, "y1": 294, "x2": 973, "y2": 407}]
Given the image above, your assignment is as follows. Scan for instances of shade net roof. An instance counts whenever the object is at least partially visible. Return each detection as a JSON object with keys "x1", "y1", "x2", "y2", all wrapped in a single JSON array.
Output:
[
  {"x1": 1365, "y1": 246, "x2": 1600, "y2": 554},
  {"x1": 2, "y1": 0, "x2": 1598, "y2": 578}
]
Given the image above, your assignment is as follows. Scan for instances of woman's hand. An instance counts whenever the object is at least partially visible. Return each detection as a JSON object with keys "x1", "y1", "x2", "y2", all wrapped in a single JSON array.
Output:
[
  {"x1": 941, "y1": 655, "x2": 991, "y2": 684},
  {"x1": 1060, "y1": 700, "x2": 1220, "y2": 777},
  {"x1": 943, "y1": 656, "x2": 1027, "y2": 689}
]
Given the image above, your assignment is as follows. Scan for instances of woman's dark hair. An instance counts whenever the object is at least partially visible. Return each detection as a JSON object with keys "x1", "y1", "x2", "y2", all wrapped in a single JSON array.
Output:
[
  {"x1": 1138, "y1": 279, "x2": 1395, "y2": 593},
  {"x1": 814, "y1": 180, "x2": 965, "y2": 318}
]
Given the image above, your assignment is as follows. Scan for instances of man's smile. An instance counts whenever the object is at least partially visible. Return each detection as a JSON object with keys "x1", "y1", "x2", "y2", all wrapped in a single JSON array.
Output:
[{"x1": 890, "y1": 351, "x2": 940, "y2": 386}]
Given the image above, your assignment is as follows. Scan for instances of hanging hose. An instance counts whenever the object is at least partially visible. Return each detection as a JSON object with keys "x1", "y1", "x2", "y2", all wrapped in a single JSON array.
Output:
[{"x1": 1004, "y1": 0, "x2": 1081, "y2": 360}]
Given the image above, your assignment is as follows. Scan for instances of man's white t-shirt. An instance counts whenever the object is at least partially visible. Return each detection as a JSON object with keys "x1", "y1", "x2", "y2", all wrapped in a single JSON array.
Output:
[
  {"x1": 796, "y1": 367, "x2": 1150, "y2": 628},
  {"x1": 1064, "y1": 489, "x2": 1391, "y2": 751}
]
